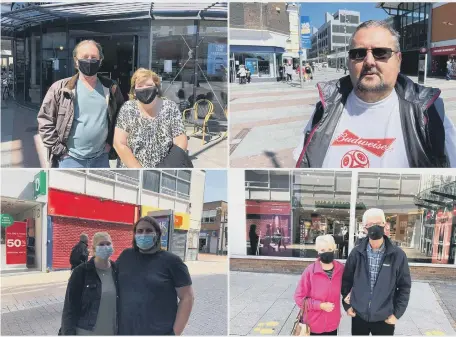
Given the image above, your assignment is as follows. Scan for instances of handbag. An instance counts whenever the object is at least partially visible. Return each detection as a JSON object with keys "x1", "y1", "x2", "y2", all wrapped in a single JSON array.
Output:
[{"x1": 291, "y1": 297, "x2": 311, "y2": 336}]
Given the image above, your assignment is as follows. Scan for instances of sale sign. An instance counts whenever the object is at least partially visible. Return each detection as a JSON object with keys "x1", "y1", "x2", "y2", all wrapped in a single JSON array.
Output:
[{"x1": 6, "y1": 221, "x2": 27, "y2": 265}]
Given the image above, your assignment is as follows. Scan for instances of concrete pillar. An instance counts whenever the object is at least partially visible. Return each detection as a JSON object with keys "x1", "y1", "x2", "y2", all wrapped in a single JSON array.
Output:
[{"x1": 31, "y1": 33, "x2": 36, "y2": 86}]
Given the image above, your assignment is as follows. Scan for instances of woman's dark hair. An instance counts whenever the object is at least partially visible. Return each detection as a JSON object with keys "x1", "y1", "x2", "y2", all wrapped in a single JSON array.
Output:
[
  {"x1": 177, "y1": 89, "x2": 186, "y2": 100},
  {"x1": 132, "y1": 216, "x2": 162, "y2": 251},
  {"x1": 205, "y1": 91, "x2": 214, "y2": 101},
  {"x1": 249, "y1": 224, "x2": 257, "y2": 233}
]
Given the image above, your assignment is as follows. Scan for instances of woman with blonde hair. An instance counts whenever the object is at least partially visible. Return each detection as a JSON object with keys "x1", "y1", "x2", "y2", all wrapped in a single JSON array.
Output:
[
  {"x1": 60, "y1": 232, "x2": 118, "y2": 335},
  {"x1": 113, "y1": 68, "x2": 189, "y2": 168},
  {"x1": 294, "y1": 234, "x2": 344, "y2": 335}
]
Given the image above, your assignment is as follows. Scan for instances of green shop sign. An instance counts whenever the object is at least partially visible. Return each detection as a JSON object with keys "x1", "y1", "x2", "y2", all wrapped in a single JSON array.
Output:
[
  {"x1": 315, "y1": 201, "x2": 366, "y2": 210},
  {"x1": 1, "y1": 214, "x2": 14, "y2": 228},
  {"x1": 34, "y1": 171, "x2": 47, "y2": 199}
]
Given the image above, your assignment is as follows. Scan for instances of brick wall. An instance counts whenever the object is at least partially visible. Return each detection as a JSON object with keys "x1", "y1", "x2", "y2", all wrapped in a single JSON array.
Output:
[
  {"x1": 229, "y1": 2, "x2": 289, "y2": 35},
  {"x1": 230, "y1": 258, "x2": 456, "y2": 281},
  {"x1": 51, "y1": 216, "x2": 133, "y2": 270}
]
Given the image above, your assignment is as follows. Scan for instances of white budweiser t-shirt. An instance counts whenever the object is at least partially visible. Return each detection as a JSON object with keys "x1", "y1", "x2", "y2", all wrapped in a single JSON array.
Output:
[
  {"x1": 322, "y1": 90, "x2": 408, "y2": 168},
  {"x1": 293, "y1": 92, "x2": 456, "y2": 168}
]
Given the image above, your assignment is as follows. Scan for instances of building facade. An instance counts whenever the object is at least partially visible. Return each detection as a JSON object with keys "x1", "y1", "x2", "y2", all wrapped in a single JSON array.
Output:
[
  {"x1": 200, "y1": 200, "x2": 228, "y2": 255},
  {"x1": 230, "y1": 169, "x2": 456, "y2": 278},
  {"x1": 378, "y1": 2, "x2": 433, "y2": 76},
  {"x1": 229, "y1": 2, "x2": 289, "y2": 81},
  {"x1": 430, "y1": 2, "x2": 456, "y2": 78},
  {"x1": 1, "y1": 3, "x2": 227, "y2": 117},
  {"x1": 1, "y1": 169, "x2": 206, "y2": 273},
  {"x1": 1, "y1": 169, "x2": 48, "y2": 274},
  {"x1": 307, "y1": 10, "x2": 360, "y2": 68}
]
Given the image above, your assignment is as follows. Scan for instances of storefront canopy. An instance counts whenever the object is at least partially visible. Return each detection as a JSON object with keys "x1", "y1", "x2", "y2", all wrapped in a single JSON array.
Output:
[
  {"x1": 1, "y1": 2, "x2": 227, "y2": 36},
  {"x1": 414, "y1": 181, "x2": 456, "y2": 210}
]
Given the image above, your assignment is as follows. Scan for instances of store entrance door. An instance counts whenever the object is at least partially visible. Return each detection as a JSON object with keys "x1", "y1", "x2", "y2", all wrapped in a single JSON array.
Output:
[{"x1": 75, "y1": 35, "x2": 138, "y2": 101}]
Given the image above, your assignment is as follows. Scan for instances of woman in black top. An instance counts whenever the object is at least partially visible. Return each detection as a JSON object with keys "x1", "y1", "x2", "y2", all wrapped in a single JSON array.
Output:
[
  {"x1": 116, "y1": 216, "x2": 194, "y2": 335},
  {"x1": 249, "y1": 224, "x2": 259, "y2": 255},
  {"x1": 61, "y1": 232, "x2": 118, "y2": 335}
]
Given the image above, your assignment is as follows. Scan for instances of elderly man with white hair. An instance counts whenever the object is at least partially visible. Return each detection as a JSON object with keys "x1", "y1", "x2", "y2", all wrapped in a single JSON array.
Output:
[
  {"x1": 294, "y1": 235, "x2": 344, "y2": 335},
  {"x1": 341, "y1": 208, "x2": 411, "y2": 336}
]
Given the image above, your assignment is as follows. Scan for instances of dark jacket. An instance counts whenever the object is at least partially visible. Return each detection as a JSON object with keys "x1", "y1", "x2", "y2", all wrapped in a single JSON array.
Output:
[
  {"x1": 296, "y1": 74, "x2": 448, "y2": 168},
  {"x1": 156, "y1": 144, "x2": 193, "y2": 168},
  {"x1": 37, "y1": 73, "x2": 125, "y2": 167},
  {"x1": 341, "y1": 236, "x2": 411, "y2": 323},
  {"x1": 61, "y1": 258, "x2": 119, "y2": 335},
  {"x1": 69, "y1": 241, "x2": 89, "y2": 270}
]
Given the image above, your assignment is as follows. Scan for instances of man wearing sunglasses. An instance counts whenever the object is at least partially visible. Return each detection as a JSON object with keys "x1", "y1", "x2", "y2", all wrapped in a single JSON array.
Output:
[
  {"x1": 294, "y1": 20, "x2": 456, "y2": 168},
  {"x1": 38, "y1": 40, "x2": 124, "y2": 168},
  {"x1": 341, "y1": 208, "x2": 411, "y2": 335}
]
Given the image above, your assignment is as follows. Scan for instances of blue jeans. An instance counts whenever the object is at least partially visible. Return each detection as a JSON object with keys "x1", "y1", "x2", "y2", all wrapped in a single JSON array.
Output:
[{"x1": 58, "y1": 152, "x2": 109, "y2": 168}]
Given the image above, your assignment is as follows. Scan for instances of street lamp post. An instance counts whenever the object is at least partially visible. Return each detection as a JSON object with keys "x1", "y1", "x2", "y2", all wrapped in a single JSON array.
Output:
[
  {"x1": 297, "y1": 3, "x2": 304, "y2": 88},
  {"x1": 317, "y1": 33, "x2": 320, "y2": 64}
]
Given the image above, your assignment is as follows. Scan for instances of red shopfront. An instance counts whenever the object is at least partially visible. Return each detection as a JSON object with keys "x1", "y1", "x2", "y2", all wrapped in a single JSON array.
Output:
[
  {"x1": 431, "y1": 46, "x2": 456, "y2": 78},
  {"x1": 246, "y1": 200, "x2": 291, "y2": 256},
  {"x1": 47, "y1": 189, "x2": 140, "y2": 270}
]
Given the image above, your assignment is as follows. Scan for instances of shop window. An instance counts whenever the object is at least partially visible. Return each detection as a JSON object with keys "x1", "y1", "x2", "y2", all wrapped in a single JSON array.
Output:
[{"x1": 143, "y1": 170, "x2": 160, "y2": 193}]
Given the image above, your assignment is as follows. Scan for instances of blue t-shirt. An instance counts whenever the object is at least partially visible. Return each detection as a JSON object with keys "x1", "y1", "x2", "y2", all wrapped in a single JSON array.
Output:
[{"x1": 67, "y1": 79, "x2": 108, "y2": 159}]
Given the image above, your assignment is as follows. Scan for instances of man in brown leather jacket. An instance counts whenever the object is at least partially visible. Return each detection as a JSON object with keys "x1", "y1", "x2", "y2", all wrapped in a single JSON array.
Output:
[{"x1": 37, "y1": 40, "x2": 124, "y2": 168}]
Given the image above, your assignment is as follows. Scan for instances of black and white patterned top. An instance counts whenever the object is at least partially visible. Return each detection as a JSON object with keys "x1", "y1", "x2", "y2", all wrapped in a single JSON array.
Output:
[{"x1": 115, "y1": 99, "x2": 186, "y2": 168}]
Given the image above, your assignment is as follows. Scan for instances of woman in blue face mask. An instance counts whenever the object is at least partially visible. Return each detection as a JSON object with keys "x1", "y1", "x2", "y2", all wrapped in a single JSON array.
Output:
[
  {"x1": 60, "y1": 232, "x2": 118, "y2": 335},
  {"x1": 116, "y1": 216, "x2": 194, "y2": 336}
]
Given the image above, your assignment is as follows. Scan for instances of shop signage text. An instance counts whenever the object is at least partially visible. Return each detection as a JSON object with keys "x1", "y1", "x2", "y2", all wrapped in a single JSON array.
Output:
[
  {"x1": 6, "y1": 221, "x2": 27, "y2": 265},
  {"x1": 155, "y1": 215, "x2": 171, "y2": 251},
  {"x1": 431, "y1": 46, "x2": 456, "y2": 56},
  {"x1": 1, "y1": 214, "x2": 14, "y2": 227},
  {"x1": 300, "y1": 16, "x2": 312, "y2": 49},
  {"x1": 34, "y1": 171, "x2": 47, "y2": 199},
  {"x1": 246, "y1": 201, "x2": 291, "y2": 215},
  {"x1": 314, "y1": 201, "x2": 366, "y2": 210}
]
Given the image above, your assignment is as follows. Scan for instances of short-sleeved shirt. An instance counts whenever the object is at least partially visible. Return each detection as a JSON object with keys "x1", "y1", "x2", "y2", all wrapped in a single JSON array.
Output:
[
  {"x1": 116, "y1": 248, "x2": 192, "y2": 335},
  {"x1": 115, "y1": 99, "x2": 186, "y2": 168},
  {"x1": 67, "y1": 79, "x2": 109, "y2": 160}
]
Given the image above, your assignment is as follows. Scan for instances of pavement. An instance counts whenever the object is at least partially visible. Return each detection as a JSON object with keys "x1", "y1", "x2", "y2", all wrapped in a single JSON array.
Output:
[
  {"x1": 0, "y1": 98, "x2": 227, "y2": 168},
  {"x1": 0, "y1": 256, "x2": 228, "y2": 336},
  {"x1": 229, "y1": 68, "x2": 456, "y2": 168},
  {"x1": 230, "y1": 271, "x2": 456, "y2": 336}
]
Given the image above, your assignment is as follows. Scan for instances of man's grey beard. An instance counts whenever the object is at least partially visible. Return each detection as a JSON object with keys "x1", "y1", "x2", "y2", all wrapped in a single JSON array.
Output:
[{"x1": 356, "y1": 77, "x2": 388, "y2": 93}]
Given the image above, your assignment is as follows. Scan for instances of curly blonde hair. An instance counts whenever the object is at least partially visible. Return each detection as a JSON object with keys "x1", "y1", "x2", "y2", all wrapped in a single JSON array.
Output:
[{"x1": 128, "y1": 68, "x2": 161, "y2": 100}]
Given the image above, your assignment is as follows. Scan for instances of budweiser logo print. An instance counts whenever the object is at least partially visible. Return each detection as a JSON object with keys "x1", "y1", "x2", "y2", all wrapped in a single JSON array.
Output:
[{"x1": 332, "y1": 130, "x2": 396, "y2": 157}]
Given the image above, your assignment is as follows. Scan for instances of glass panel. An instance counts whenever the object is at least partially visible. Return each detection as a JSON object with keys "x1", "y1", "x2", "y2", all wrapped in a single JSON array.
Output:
[
  {"x1": 177, "y1": 180, "x2": 190, "y2": 196},
  {"x1": 143, "y1": 170, "x2": 160, "y2": 193},
  {"x1": 161, "y1": 174, "x2": 177, "y2": 192},
  {"x1": 357, "y1": 173, "x2": 456, "y2": 265},
  {"x1": 14, "y1": 35, "x2": 26, "y2": 102},
  {"x1": 177, "y1": 170, "x2": 191, "y2": 181}
]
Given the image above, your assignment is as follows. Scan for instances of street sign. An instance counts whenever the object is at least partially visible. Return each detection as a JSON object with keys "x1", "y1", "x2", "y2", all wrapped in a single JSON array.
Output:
[
  {"x1": 1, "y1": 214, "x2": 14, "y2": 228},
  {"x1": 33, "y1": 171, "x2": 46, "y2": 199},
  {"x1": 298, "y1": 50, "x2": 303, "y2": 55}
]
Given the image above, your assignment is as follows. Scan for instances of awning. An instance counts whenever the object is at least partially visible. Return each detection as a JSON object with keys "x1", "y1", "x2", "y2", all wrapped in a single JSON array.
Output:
[
  {"x1": 414, "y1": 181, "x2": 456, "y2": 209},
  {"x1": 230, "y1": 45, "x2": 286, "y2": 53},
  {"x1": 1, "y1": 2, "x2": 227, "y2": 36},
  {"x1": 431, "y1": 46, "x2": 456, "y2": 56}
]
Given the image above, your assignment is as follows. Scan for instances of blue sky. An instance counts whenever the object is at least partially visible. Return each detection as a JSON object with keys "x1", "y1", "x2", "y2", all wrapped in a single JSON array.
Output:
[
  {"x1": 204, "y1": 170, "x2": 227, "y2": 203},
  {"x1": 300, "y1": 3, "x2": 390, "y2": 30}
]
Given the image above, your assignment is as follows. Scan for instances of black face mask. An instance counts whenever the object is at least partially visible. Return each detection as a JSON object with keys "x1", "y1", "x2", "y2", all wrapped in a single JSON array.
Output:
[
  {"x1": 78, "y1": 59, "x2": 101, "y2": 77},
  {"x1": 135, "y1": 87, "x2": 158, "y2": 104},
  {"x1": 319, "y1": 251, "x2": 335, "y2": 264},
  {"x1": 367, "y1": 225, "x2": 385, "y2": 240}
]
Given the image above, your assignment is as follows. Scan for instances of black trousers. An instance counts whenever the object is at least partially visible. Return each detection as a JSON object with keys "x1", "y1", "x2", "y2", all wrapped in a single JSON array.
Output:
[
  {"x1": 287, "y1": 74, "x2": 292, "y2": 81},
  {"x1": 310, "y1": 329, "x2": 337, "y2": 335},
  {"x1": 352, "y1": 316, "x2": 395, "y2": 336}
]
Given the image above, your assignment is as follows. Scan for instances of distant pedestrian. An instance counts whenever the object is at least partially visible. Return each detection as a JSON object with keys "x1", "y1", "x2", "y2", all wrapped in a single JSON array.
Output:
[
  {"x1": 69, "y1": 234, "x2": 89, "y2": 271},
  {"x1": 294, "y1": 235, "x2": 344, "y2": 335},
  {"x1": 279, "y1": 64, "x2": 285, "y2": 81},
  {"x1": 116, "y1": 216, "x2": 194, "y2": 335},
  {"x1": 61, "y1": 232, "x2": 118, "y2": 335},
  {"x1": 285, "y1": 63, "x2": 294, "y2": 82},
  {"x1": 342, "y1": 209, "x2": 411, "y2": 336},
  {"x1": 305, "y1": 63, "x2": 313, "y2": 81},
  {"x1": 246, "y1": 69, "x2": 251, "y2": 83},
  {"x1": 447, "y1": 59, "x2": 453, "y2": 81},
  {"x1": 249, "y1": 224, "x2": 259, "y2": 255},
  {"x1": 237, "y1": 65, "x2": 247, "y2": 84},
  {"x1": 37, "y1": 39, "x2": 124, "y2": 168}
]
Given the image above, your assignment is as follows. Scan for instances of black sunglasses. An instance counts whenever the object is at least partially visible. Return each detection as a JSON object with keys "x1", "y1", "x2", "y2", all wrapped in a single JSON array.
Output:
[{"x1": 348, "y1": 48, "x2": 398, "y2": 61}]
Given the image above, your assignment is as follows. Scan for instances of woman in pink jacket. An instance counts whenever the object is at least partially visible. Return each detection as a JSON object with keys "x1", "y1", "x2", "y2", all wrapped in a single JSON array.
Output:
[{"x1": 294, "y1": 234, "x2": 345, "y2": 335}]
